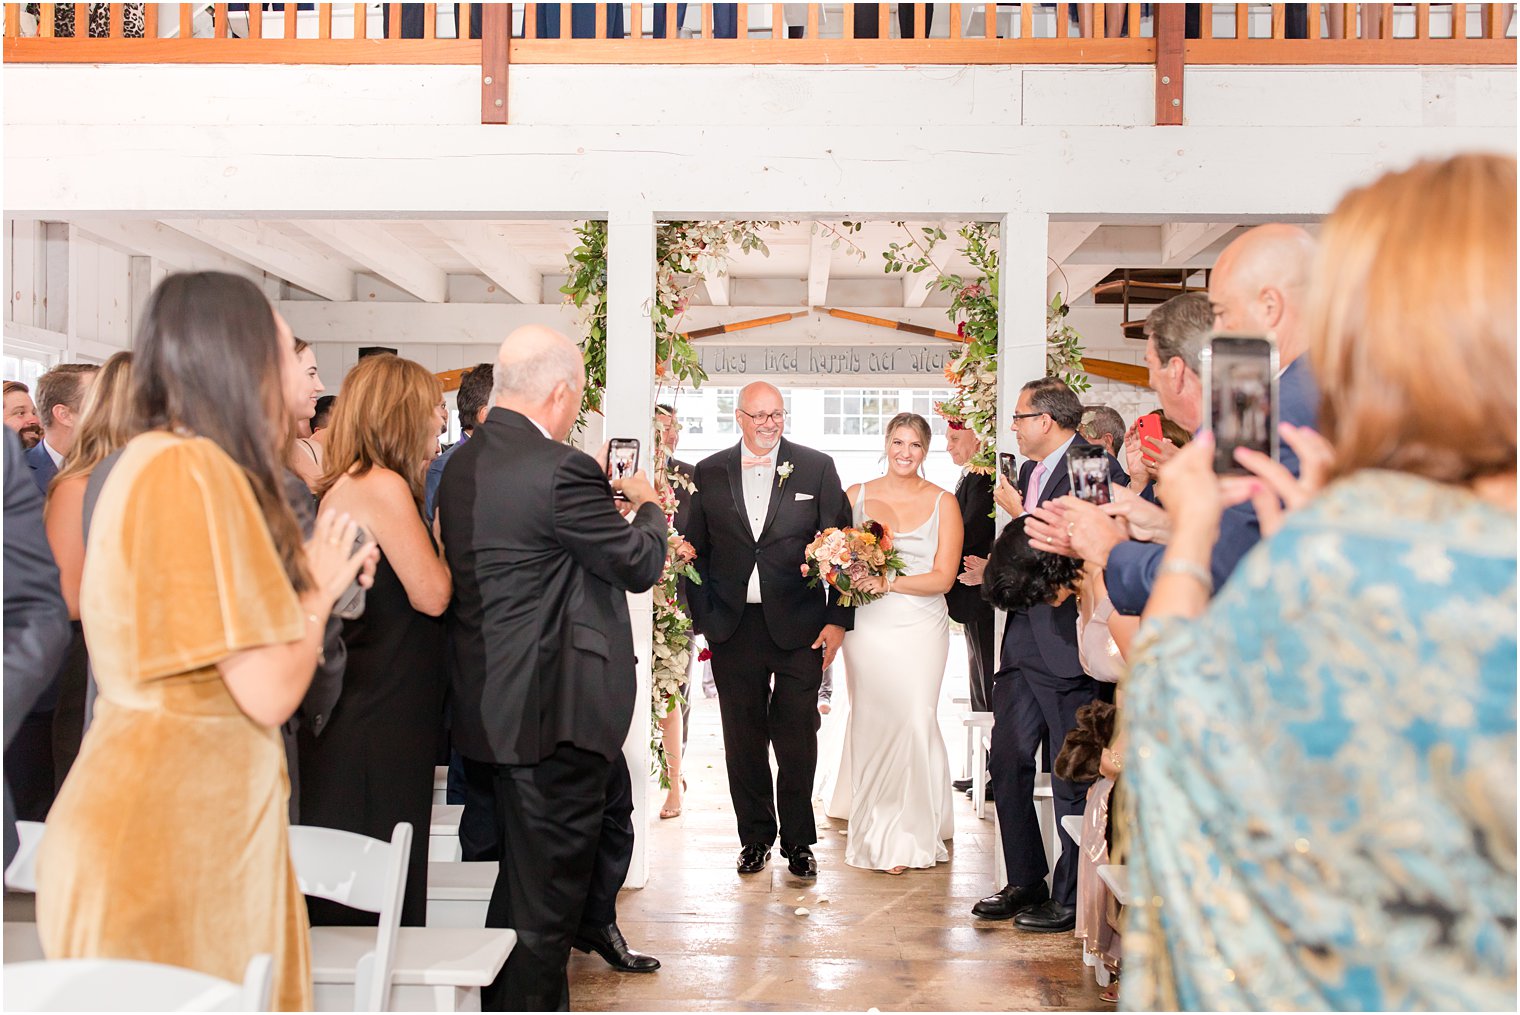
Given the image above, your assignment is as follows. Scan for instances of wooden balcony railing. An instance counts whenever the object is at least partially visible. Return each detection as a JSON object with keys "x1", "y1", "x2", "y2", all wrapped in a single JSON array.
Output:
[{"x1": 4, "y1": 4, "x2": 1512, "y2": 64}]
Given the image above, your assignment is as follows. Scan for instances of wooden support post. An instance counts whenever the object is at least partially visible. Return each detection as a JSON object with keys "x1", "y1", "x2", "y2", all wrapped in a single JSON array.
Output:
[
  {"x1": 481, "y1": 2, "x2": 510, "y2": 123},
  {"x1": 1155, "y1": 1, "x2": 1184, "y2": 124},
  {"x1": 352, "y1": 2, "x2": 365, "y2": 38},
  {"x1": 179, "y1": 3, "x2": 192, "y2": 38}
]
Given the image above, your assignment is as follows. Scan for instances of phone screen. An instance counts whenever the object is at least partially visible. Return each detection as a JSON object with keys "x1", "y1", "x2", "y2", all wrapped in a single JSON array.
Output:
[
  {"x1": 1204, "y1": 335, "x2": 1279, "y2": 475},
  {"x1": 1067, "y1": 445, "x2": 1112, "y2": 505},
  {"x1": 607, "y1": 438, "x2": 640, "y2": 499},
  {"x1": 998, "y1": 452, "x2": 1018, "y2": 486}
]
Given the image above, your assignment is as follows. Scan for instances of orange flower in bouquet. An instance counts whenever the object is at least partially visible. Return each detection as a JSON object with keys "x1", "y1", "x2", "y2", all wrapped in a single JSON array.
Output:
[{"x1": 802, "y1": 521, "x2": 907, "y2": 608}]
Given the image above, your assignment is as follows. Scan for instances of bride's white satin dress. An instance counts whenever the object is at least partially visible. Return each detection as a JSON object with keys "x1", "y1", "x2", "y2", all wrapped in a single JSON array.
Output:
[{"x1": 827, "y1": 490, "x2": 955, "y2": 870}]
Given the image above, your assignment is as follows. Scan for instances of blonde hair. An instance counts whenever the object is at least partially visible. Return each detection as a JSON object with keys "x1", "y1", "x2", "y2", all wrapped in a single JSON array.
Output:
[
  {"x1": 317, "y1": 354, "x2": 442, "y2": 509},
  {"x1": 50, "y1": 352, "x2": 135, "y2": 496},
  {"x1": 1310, "y1": 154, "x2": 1517, "y2": 483},
  {"x1": 884, "y1": 412, "x2": 933, "y2": 475}
]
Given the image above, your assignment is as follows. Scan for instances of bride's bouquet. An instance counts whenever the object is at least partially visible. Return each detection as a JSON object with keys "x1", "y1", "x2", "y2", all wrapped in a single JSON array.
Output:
[{"x1": 802, "y1": 522, "x2": 908, "y2": 608}]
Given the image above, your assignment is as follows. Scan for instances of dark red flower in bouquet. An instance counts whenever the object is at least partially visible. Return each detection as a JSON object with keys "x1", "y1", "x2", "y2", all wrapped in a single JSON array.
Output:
[
  {"x1": 697, "y1": 648, "x2": 712, "y2": 662},
  {"x1": 865, "y1": 520, "x2": 885, "y2": 541}
]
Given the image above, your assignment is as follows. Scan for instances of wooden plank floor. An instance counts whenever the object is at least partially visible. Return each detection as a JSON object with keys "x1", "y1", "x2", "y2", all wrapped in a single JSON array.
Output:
[{"x1": 570, "y1": 647, "x2": 1105, "y2": 1011}]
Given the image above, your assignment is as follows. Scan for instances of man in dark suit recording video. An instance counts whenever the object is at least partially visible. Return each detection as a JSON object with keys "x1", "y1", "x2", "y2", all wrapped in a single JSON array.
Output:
[{"x1": 438, "y1": 325, "x2": 667, "y2": 1011}]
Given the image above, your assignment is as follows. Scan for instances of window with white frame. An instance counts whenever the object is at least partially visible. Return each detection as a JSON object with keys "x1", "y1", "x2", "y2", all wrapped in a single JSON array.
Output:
[{"x1": 822, "y1": 388, "x2": 953, "y2": 436}]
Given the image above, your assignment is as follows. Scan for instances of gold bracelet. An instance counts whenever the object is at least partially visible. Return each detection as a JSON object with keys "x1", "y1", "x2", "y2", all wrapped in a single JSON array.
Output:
[{"x1": 1158, "y1": 558, "x2": 1212, "y2": 592}]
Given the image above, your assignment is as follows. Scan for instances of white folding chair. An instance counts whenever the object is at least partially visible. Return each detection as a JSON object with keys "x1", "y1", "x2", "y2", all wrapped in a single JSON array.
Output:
[
  {"x1": 5, "y1": 820, "x2": 44, "y2": 892},
  {"x1": 3, "y1": 953, "x2": 272, "y2": 1012},
  {"x1": 289, "y1": 821, "x2": 410, "y2": 1012}
]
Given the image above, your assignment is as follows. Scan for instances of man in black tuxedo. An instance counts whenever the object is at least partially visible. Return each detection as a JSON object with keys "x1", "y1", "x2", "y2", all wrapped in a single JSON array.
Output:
[
  {"x1": 944, "y1": 422, "x2": 995, "y2": 728},
  {"x1": 683, "y1": 381, "x2": 852, "y2": 879},
  {"x1": 973, "y1": 376, "x2": 1127, "y2": 932},
  {"x1": 437, "y1": 326, "x2": 667, "y2": 1012}
]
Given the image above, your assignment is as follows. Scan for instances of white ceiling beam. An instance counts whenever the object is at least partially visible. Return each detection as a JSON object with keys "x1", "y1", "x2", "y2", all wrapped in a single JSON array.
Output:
[
  {"x1": 806, "y1": 229, "x2": 832, "y2": 308},
  {"x1": 1047, "y1": 221, "x2": 1102, "y2": 268},
  {"x1": 1049, "y1": 263, "x2": 1114, "y2": 304},
  {"x1": 902, "y1": 270, "x2": 935, "y2": 308},
  {"x1": 1160, "y1": 222, "x2": 1236, "y2": 267},
  {"x1": 288, "y1": 220, "x2": 448, "y2": 304},
  {"x1": 703, "y1": 270, "x2": 730, "y2": 307},
  {"x1": 161, "y1": 219, "x2": 354, "y2": 301},
  {"x1": 70, "y1": 218, "x2": 262, "y2": 280},
  {"x1": 429, "y1": 222, "x2": 543, "y2": 305}
]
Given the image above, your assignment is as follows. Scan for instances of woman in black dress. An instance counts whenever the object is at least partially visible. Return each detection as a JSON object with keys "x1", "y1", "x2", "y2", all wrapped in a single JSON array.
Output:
[{"x1": 299, "y1": 353, "x2": 452, "y2": 926}]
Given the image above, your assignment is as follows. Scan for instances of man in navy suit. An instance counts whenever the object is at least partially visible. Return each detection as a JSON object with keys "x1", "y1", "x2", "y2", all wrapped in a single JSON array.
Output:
[
  {"x1": 1043, "y1": 227, "x2": 1320, "y2": 615},
  {"x1": 972, "y1": 376, "x2": 1127, "y2": 932},
  {"x1": 25, "y1": 363, "x2": 98, "y2": 496}
]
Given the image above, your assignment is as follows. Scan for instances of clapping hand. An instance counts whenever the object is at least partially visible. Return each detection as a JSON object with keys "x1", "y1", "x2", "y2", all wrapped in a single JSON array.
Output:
[
  {"x1": 1024, "y1": 501, "x2": 1078, "y2": 557},
  {"x1": 1220, "y1": 423, "x2": 1336, "y2": 537},
  {"x1": 959, "y1": 554, "x2": 987, "y2": 586},
  {"x1": 1154, "y1": 433, "x2": 1225, "y2": 535},
  {"x1": 305, "y1": 510, "x2": 380, "y2": 607},
  {"x1": 1101, "y1": 484, "x2": 1172, "y2": 544},
  {"x1": 1044, "y1": 496, "x2": 1129, "y2": 566}
]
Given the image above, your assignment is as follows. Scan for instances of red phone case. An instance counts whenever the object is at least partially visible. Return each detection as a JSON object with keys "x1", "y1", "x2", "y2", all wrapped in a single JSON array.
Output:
[{"x1": 1136, "y1": 416, "x2": 1163, "y2": 460}]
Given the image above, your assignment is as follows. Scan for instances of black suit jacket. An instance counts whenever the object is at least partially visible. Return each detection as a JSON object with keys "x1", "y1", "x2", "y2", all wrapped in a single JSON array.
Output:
[
  {"x1": 946, "y1": 470, "x2": 995, "y2": 626},
  {"x1": 3, "y1": 430, "x2": 71, "y2": 864},
  {"x1": 684, "y1": 437, "x2": 853, "y2": 650},
  {"x1": 438, "y1": 408, "x2": 667, "y2": 766},
  {"x1": 1002, "y1": 434, "x2": 1129, "y2": 678}
]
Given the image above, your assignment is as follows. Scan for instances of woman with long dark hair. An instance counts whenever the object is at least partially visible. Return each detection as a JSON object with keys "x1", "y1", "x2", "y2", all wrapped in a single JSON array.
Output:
[{"x1": 36, "y1": 272, "x2": 376, "y2": 1011}]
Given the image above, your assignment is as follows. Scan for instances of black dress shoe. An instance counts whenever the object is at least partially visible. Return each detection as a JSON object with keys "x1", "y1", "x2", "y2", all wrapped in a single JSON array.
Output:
[
  {"x1": 965, "y1": 784, "x2": 994, "y2": 801},
  {"x1": 778, "y1": 842, "x2": 818, "y2": 879},
  {"x1": 573, "y1": 922, "x2": 661, "y2": 973},
  {"x1": 971, "y1": 880, "x2": 1050, "y2": 920},
  {"x1": 1013, "y1": 899, "x2": 1077, "y2": 932},
  {"x1": 951, "y1": 778, "x2": 973, "y2": 792},
  {"x1": 737, "y1": 842, "x2": 771, "y2": 875}
]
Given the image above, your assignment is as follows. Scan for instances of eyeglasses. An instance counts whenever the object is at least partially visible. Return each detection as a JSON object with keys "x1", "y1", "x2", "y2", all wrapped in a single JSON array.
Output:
[
  {"x1": 737, "y1": 409, "x2": 786, "y2": 424},
  {"x1": 1008, "y1": 411, "x2": 1047, "y2": 424}
]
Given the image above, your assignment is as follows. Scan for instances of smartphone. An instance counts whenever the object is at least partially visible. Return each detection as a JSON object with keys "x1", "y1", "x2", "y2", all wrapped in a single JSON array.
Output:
[
  {"x1": 1202, "y1": 334, "x2": 1279, "y2": 475},
  {"x1": 607, "y1": 438, "x2": 640, "y2": 499},
  {"x1": 998, "y1": 452, "x2": 1018, "y2": 486},
  {"x1": 1067, "y1": 444, "x2": 1113, "y2": 505},
  {"x1": 333, "y1": 526, "x2": 371, "y2": 621},
  {"x1": 1135, "y1": 413, "x2": 1164, "y2": 463}
]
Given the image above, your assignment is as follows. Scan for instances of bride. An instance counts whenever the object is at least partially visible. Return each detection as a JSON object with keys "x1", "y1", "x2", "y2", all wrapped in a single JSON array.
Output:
[{"x1": 827, "y1": 412, "x2": 963, "y2": 873}]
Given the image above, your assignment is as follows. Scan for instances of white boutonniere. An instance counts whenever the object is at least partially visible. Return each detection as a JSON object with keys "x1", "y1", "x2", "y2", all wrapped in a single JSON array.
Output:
[{"x1": 777, "y1": 462, "x2": 795, "y2": 487}]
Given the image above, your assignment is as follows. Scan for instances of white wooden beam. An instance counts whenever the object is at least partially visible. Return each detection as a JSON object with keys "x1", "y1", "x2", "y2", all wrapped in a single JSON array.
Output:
[
  {"x1": 807, "y1": 230, "x2": 831, "y2": 308},
  {"x1": 288, "y1": 220, "x2": 448, "y2": 304},
  {"x1": 1160, "y1": 222, "x2": 1236, "y2": 267},
  {"x1": 161, "y1": 219, "x2": 354, "y2": 302},
  {"x1": 702, "y1": 269, "x2": 730, "y2": 307},
  {"x1": 902, "y1": 270, "x2": 935, "y2": 308},
  {"x1": 1049, "y1": 263, "x2": 1113, "y2": 304},
  {"x1": 428, "y1": 222, "x2": 543, "y2": 305},
  {"x1": 70, "y1": 218, "x2": 261, "y2": 280},
  {"x1": 1047, "y1": 221, "x2": 1101, "y2": 268}
]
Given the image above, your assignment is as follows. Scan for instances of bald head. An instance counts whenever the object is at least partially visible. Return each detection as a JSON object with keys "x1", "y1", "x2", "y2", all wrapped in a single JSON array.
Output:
[
  {"x1": 492, "y1": 325, "x2": 586, "y2": 440},
  {"x1": 736, "y1": 381, "x2": 786, "y2": 454},
  {"x1": 1209, "y1": 224, "x2": 1317, "y2": 363}
]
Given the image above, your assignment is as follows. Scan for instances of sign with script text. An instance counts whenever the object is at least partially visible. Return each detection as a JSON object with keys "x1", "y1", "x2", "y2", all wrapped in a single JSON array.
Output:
[{"x1": 696, "y1": 345, "x2": 954, "y2": 378}]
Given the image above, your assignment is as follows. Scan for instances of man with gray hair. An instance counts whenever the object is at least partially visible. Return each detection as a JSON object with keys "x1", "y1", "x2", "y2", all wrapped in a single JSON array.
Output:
[
  {"x1": 1077, "y1": 405, "x2": 1126, "y2": 458},
  {"x1": 436, "y1": 325, "x2": 668, "y2": 1009}
]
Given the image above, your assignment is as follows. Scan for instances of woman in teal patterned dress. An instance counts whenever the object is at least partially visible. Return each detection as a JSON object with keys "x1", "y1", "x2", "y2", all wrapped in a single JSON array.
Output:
[{"x1": 1120, "y1": 153, "x2": 1517, "y2": 1010}]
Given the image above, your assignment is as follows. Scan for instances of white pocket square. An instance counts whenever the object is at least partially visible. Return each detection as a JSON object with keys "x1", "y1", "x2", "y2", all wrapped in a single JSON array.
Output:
[{"x1": 794, "y1": 492, "x2": 815, "y2": 501}]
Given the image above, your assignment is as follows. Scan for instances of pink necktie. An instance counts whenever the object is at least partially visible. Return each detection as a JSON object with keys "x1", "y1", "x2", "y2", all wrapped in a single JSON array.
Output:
[
  {"x1": 743, "y1": 455, "x2": 772, "y2": 469},
  {"x1": 1023, "y1": 462, "x2": 1045, "y2": 514}
]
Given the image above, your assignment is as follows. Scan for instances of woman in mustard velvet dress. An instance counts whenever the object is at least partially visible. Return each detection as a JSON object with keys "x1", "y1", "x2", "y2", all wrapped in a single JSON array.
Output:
[{"x1": 35, "y1": 272, "x2": 377, "y2": 1012}]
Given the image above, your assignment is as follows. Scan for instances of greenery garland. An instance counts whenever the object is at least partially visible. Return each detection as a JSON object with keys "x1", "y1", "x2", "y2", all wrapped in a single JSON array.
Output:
[{"x1": 882, "y1": 221, "x2": 1089, "y2": 473}]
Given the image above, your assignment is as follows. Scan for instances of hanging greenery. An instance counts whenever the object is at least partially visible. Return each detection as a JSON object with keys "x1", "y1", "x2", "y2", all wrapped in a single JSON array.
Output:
[
  {"x1": 882, "y1": 221, "x2": 1090, "y2": 473},
  {"x1": 649, "y1": 435, "x2": 699, "y2": 788}
]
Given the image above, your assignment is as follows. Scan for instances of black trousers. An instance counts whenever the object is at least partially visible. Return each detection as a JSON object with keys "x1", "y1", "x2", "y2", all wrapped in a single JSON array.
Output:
[
  {"x1": 989, "y1": 637, "x2": 1096, "y2": 907},
  {"x1": 963, "y1": 615, "x2": 995, "y2": 715},
  {"x1": 709, "y1": 605, "x2": 822, "y2": 848},
  {"x1": 460, "y1": 752, "x2": 633, "y2": 929},
  {"x1": 483, "y1": 744, "x2": 611, "y2": 1012}
]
